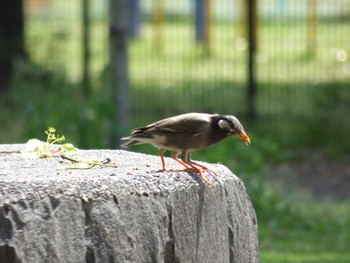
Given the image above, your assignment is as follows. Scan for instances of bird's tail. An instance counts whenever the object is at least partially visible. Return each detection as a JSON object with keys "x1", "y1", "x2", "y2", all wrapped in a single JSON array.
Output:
[{"x1": 120, "y1": 137, "x2": 141, "y2": 149}]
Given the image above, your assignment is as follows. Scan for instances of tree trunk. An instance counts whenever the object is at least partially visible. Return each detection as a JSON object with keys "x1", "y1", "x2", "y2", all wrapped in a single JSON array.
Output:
[
  {"x1": 0, "y1": 0, "x2": 26, "y2": 93},
  {"x1": 109, "y1": 0, "x2": 130, "y2": 148}
]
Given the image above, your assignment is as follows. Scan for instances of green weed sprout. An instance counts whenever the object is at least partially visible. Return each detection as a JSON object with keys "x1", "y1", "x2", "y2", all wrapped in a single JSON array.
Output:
[
  {"x1": 45, "y1": 127, "x2": 65, "y2": 145},
  {"x1": 24, "y1": 127, "x2": 77, "y2": 158},
  {"x1": 23, "y1": 127, "x2": 118, "y2": 169}
]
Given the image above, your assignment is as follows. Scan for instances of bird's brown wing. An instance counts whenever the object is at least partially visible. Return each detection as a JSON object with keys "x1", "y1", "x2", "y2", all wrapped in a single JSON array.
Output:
[{"x1": 132, "y1": 113, "x2": 214, "y2": 136}]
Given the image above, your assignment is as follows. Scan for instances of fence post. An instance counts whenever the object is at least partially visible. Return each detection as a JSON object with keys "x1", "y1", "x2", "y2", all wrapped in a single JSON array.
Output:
[
  {"x1": 195, "y1": 0, "x2": 211, "y2": 55},
  {"x1": 109, "y1": 0, "x2": 130, "y2": 147},
  {"x1": 82, "y1": 0, "x2": 91, "y2": 97},
  {"x1": 128, "y1": 0, "x2": 140, "y2": 38},
  {"x1": 0, "y1": 144, "x2": 259, "y2": 263},
  {"x1": 246, "y1": 0, "x2": 258, "y2": 120}
]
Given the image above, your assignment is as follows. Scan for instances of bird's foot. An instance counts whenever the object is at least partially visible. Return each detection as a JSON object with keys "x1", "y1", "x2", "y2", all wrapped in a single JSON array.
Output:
[
  {"x1": 188, "y1": 161, "x2": 219, "y2": 177},
  {"x1": 171, "y1": 156, "x2": 214, "y2": 185},
  {"x1": 178, "y1": 163, "x2": 212, "y2": 185}
]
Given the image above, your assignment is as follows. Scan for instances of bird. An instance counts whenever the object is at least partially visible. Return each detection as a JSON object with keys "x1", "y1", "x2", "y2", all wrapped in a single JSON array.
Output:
[{"x1": 120, "y1": 112, "x2": 250, "y2": 184}]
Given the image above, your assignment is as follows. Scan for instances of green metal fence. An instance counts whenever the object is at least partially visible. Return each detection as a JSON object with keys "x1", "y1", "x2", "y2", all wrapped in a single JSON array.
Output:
[{"x1": 25, "y1": 0, "x2": 350, "y2": 124}]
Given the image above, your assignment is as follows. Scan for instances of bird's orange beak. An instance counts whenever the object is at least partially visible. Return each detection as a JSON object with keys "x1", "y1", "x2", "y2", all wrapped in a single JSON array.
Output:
[{"x1": 239, "y1": 130, "x2": 251, "y2": 145}]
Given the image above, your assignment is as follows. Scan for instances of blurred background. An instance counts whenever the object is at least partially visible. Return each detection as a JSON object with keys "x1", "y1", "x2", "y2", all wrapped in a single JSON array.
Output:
[{"x1": 1, "y1": 0, "x2": 350, "y2": 262}]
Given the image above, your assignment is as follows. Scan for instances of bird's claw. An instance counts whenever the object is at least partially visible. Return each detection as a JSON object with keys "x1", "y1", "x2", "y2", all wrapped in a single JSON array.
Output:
[
  {"x1": 175, "y1": 165, "x2": 215, "y2": 185},
  {"x1": 187, "y1": 161, "x2": 219, "y2": 177}
]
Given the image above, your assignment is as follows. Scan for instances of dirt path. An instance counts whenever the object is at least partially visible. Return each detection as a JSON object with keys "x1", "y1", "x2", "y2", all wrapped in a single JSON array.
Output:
[{"x1": 273, "y1": 150, "x2": 350, "y2": 200}]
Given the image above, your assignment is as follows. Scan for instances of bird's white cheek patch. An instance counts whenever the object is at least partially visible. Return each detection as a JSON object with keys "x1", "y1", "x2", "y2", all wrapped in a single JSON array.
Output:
[{"x1": 218, "y1": 119, "x2": 231, "y2": 130}]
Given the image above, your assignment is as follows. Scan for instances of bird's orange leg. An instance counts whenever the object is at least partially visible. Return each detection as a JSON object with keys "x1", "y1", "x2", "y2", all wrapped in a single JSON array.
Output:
[
  {"x1": 171, "y1": 153, "x2": 211, "y2": 185},
  {"x1": 158, "y1": 149, "x2": 168, "y2": 171},
  {"x1": 171, "y1": 152, "x2": 192, "y2": 170}
]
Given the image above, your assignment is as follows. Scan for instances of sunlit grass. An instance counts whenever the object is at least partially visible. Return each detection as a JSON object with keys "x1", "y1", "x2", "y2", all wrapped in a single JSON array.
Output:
[
  {"x1": 25, "y1": 12, "x2": 350, "y2": 85},
  {"x1": 261, "y1": 251, "x2": 350, "y2": 263}
]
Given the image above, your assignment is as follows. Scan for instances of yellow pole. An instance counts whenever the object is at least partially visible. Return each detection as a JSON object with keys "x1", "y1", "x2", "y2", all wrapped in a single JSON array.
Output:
[
  {"x1": 307, "y1": 0, "x2": 317, "y2": 55},
  {"x1": 240, "y1": 0, "x2": 247, "y2": 39},
  {"x1": 251, "y1": 0, "x2": 258, "y2": 52},
  {"x1": 153, "y1": 0, "x2": 163, "y2": 53}
]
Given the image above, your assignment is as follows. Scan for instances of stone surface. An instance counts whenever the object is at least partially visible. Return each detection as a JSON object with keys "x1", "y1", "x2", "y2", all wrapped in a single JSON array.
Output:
[{"x1": 0, "y1": 144, "x2": 258, "y2": 263}]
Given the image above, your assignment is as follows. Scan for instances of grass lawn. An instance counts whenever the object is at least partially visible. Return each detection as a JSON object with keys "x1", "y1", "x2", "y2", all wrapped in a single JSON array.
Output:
[{"x1": 261, "y1": 251, "x2": 350, "y2": 263}]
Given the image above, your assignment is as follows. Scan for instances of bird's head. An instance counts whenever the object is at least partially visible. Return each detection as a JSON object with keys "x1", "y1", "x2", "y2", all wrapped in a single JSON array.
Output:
[{"x1": 217, "y1": 115, "x2": 251, "y2": 145}]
